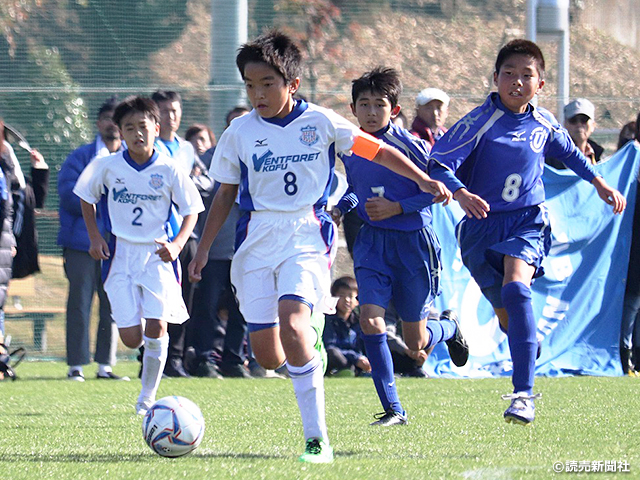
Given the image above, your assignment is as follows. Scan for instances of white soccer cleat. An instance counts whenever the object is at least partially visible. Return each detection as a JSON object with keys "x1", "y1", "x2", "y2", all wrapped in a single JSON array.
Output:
[{"x1": 135, "y1": 399, "x2": 153, "y2": 416}]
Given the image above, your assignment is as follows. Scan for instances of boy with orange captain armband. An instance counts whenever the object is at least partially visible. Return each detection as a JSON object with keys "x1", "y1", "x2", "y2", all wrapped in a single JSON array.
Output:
[{"x1": 188, "y1": 30, "x2": 450, "y2": 463}]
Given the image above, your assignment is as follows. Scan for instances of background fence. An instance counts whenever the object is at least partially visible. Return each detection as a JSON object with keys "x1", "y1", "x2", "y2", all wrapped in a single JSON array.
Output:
[{"x1": 1, "y1": 0, "x2": 638, "y2": 360}]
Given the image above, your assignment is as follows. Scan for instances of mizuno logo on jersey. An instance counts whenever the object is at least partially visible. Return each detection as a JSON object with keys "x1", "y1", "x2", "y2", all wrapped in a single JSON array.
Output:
[
  {"x1": 251, "y1": 149, "x2": 321, "y2": 172},
  {"x1": 112, "y1": 187, "x2": 161, "y2": 204},
  {"x1": 255, "y1": 138, "x2": 268, "y2": 147},
  {"x1": 511, "y1": 130, "x2": 527, "y2": 142}
]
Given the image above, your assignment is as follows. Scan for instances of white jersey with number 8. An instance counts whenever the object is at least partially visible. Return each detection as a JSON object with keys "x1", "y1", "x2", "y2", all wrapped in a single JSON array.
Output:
[{"x1": 212, "y1": 101, "x2": 366, "y2": 212}]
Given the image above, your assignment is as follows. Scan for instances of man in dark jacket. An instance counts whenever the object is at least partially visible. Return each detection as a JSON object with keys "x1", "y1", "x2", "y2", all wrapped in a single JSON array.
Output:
[{"x1": 57, "y1": 97, "x2": 127, "y2": 382}]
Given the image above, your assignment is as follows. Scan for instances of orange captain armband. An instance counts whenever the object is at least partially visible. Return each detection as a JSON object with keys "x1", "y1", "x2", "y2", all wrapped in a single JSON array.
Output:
[{"x1": 352, "y1": 132, "x2": 383, "y2": 160}]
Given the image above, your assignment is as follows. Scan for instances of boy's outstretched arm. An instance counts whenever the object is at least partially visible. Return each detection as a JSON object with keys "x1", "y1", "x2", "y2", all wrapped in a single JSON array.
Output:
[
  {"x1": 369, "y1": 142, "x2": 451, "y2": 205},
  {"x1": 155, "y1": 213, "x2": 198, "y2": 262},
  {"x1": 80, "y1": 199, "x2": 110, "y2": 260},
  {"x1": 188, "y1": 183, "x2": 239, "y2": 283},
  {"x1": 592, "y1": 176, "x2": 626, "y2": 214}
]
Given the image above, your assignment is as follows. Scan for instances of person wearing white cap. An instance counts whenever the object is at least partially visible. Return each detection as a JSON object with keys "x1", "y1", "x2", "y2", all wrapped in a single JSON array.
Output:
[
  {"x1": 410, "y1": 87, "x2": 450, "y2": 147},
  {"x1": 546, "y1": 98, "x2": 604, "y2": 169}
]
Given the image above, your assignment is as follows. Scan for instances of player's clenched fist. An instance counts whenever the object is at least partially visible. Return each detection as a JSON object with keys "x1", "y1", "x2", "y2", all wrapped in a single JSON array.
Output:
[
  {"x1": 154, "y1": 239, "x2": 182, "y2": 263},
  {"x1": 88, "y1": 236, "x2": 110, "y2": 260},
  {"x1": 187, "y1": 249, "x2": 208, "y2": 283}
]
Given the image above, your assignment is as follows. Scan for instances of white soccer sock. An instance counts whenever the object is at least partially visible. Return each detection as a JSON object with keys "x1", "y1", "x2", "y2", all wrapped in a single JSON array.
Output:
[
  {"x1": 138, "y1": 334, "x2": 168, "y2": 405},
  {"x1": 98, "y1": 364, "x2": 112, "y2": 376},
  {"x1": 287, "y1": 353, "x2": 328, "y2": 442}
]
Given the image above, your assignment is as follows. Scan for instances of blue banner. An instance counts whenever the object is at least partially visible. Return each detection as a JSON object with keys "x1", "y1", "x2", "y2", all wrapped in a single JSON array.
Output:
[{"x1": 425, "y1": 141, "x2": 640, "y2": 378}]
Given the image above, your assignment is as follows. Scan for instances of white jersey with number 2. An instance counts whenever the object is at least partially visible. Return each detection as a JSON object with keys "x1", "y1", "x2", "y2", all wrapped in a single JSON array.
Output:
[{"x1": 73, "y1": 150, "x2": 204, "y2": 243}]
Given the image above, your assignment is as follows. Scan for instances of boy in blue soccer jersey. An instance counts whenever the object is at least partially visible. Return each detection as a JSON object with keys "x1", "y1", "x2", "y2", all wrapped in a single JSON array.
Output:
[
  {"x1": 429, "y1": 39, "x2": 626, "y2": 425},
  {"x1": 188, "y1": 31, "x2": 450, "y2": 463},
  {"x1": 74, "y1": 96, "x2": 204, "y2": 415},
  {"x1": 332, "y1": 67, "x2": 469, "y2": 427}
]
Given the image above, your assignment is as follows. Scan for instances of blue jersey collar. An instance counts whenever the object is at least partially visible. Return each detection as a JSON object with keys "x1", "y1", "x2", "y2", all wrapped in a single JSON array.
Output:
[
  {"x1": 364, "y1": 122, "x2": 392, "y2": 138},
  {"x1": 263, "y1": 99, "x2": 308, "y2": 127},
  {"x1": 491, "y1": 92, "x2": 532, "y2": 119},
  {"x1": 124, "y1": 149, "x2": 159, "y2": 171}
]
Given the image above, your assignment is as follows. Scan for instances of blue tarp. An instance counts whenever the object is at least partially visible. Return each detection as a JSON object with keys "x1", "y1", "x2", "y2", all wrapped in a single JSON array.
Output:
[{"x1": 425, "y1": 141, "x2": 640, "y2": 378}]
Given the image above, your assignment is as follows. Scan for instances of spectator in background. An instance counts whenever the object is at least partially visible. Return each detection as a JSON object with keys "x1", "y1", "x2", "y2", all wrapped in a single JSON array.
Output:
[
  {"x1": 410, "y1": 87, "x2": 450, "y2": 147},
  {"x1": 57, "y1": 97, "x2": 127, "y2": 382},
  {"x1": 323, "y1": 276, "x2": 370, "y2": 376},
  {"x1": 152, "y1": 90, "x2": 199, "y2": 378},
  {"x1": 185, "y1": 106, "x2": 254, "y2": 379},
  {"x1": 391, "y1": 110, "x2": 408, "y2": 130},
  {"x1": 546, "y1": 98, "x2": 604, "y2": 169},
  {"x1": 185, "y1": 124, "x2": 216, "y2": 159},
  {"x1": 384, "y1": 305, "x2": 434, "y2": 378},
  {"x1": 225, "y1": 106, "x2": 251, "y2": 126},
  {"x1": 620, "y1": 117, "x2": 640, "y2": 374},
  {"x1": 0, "y1": 125, "x2": 16, "y2": 344},
  {"x1": 617, "y1": 121, "x2": 635, "y2": 151},
  {"x1": 1, "y1": 121, "x2": 49, "y2": 303}
]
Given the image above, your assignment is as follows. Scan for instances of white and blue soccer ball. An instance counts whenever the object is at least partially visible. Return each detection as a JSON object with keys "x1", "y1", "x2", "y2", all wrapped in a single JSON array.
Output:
[{"x1": 142, "y1": 396, "x2": 205, "y2": 457}]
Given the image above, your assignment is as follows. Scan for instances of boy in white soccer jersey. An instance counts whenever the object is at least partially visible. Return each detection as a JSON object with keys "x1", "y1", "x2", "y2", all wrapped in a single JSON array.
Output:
[
  {"x1": 188, "y1": 30, "x2": 450, "y2": 463},
  {"x1": 74, "y1": 96, "x2": 204, "y2": 414}
]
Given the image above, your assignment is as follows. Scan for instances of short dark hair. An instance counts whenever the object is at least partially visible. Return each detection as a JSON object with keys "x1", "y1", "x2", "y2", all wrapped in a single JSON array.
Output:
[
  {"x1": 618, "y1": 121, "x2": 635, "y2": 150},
  {"x1": 495, "y1": 39, "x2": 545, "y2": 78},
  {"x1": 151, "y1": 90, "x2": 182, "y2": 106},
  {"x1": 225, "y1": 106, "x2": 251, "y2": 127},
  {"x1": 185, "y1": 123, "x2": 216, "y2": 145},
  {"x1": 351, "y1": 67, "x2": 403, "y2": 108},
  {"x1": 330, "y1": 276, "x2": 358, "y2": 296},
  {"x1": 236, "y1": 30, "x2": 302, "y2": 83},
  {"x1": 112, "y1": 96, "x2": 160, "y2": 128},
  {"x1": 97, "y1": 96, "x2": 119, "y2": 119},
  {"x1": 634, "y1": 113, "x2": 640, "y2": 143}
]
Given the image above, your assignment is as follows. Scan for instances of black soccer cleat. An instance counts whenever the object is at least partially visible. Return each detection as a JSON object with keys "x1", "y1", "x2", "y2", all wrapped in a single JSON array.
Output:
[
  {"x1": 443, "y1": 310, "x2": 469, "y2": 367},
  {"x1": 370, "y1": 408, "x2": 408, "y2": 427}
]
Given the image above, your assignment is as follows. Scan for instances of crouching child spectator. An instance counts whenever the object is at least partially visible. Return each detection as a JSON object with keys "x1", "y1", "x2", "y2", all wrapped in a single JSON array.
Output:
[{"x1": 323, "y1": 276, "x2": 371, "y2": 376}]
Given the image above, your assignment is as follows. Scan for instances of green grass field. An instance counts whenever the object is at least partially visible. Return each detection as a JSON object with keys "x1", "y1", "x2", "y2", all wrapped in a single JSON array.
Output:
[{"x1": 1, "y1": 361, "x2": 638, "y2": 480}]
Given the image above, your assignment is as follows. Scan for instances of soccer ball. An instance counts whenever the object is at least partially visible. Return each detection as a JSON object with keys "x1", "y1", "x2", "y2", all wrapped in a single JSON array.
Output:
[{"x1": 142, "y1": 396, "x2": 205, "y2": 457}]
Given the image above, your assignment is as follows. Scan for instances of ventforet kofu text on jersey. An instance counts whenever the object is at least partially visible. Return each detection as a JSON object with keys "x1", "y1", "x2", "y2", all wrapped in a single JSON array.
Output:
[{"x1": 252, "y1": 150, "x2": 321, "y2": 172}]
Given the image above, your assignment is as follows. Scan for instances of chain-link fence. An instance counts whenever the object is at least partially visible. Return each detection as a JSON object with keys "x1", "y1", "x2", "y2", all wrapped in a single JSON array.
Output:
[{"x1": 0, "y1": 0, "x2": 637, "y2": 359}]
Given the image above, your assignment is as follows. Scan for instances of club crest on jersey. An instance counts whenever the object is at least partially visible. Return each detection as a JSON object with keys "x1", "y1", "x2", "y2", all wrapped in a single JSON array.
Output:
[
  {"x1": 529, "y1": 127, "x2": 548, "y2": 153},
  {"x1": 149, "y1": 174, "x2": 164, "y2": 190},
  {"x1": 299, "y1": 125, "x2": 318, "y2": 146}
]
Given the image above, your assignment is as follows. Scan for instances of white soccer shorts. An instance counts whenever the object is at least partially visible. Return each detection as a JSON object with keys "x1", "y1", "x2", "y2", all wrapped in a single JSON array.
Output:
[
  {"x1": 103, "y1": 238, "x2": 189, "y2": 328},
  {"x1": 230, "y1": 208, "x2": 337, "y2": 324}
]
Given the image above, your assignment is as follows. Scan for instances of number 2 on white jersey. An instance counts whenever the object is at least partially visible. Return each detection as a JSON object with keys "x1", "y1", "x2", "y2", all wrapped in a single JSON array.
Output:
[
  {"x1": 132, "y1": 207, "x2": 143, "y2": 226},
  {"x1": 501, "y1": 174, "x2": 522, "y2": 202}
]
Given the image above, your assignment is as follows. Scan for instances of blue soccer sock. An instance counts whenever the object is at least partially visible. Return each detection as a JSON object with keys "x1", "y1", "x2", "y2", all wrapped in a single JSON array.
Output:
[
  {"x1": 502, "y1": 281, "x2": 537, "y2": 395},
  {"x1": 362, "y1": 332, "x2": 403, "y2": 414},
  {"x1": 424, "y1": 317, "x2": 457, "y2": 350}
]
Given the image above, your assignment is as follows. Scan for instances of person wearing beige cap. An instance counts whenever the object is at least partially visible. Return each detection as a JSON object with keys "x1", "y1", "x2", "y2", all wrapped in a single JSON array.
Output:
[
  {"x1": 546, "y1": 98, "x2": 604, "y2": 169},
  {"x1": 410, "y1": 87, "x2": 450, "y2": 147}
]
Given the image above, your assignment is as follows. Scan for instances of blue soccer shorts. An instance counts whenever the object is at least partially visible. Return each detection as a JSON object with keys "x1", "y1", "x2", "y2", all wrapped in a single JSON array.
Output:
[
  {"x1": 456, "y1": 204, "x2": 551, "y2": 308},
  {"x1": 354, "y1": 223, "x2": 441, "y2": 322}
]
